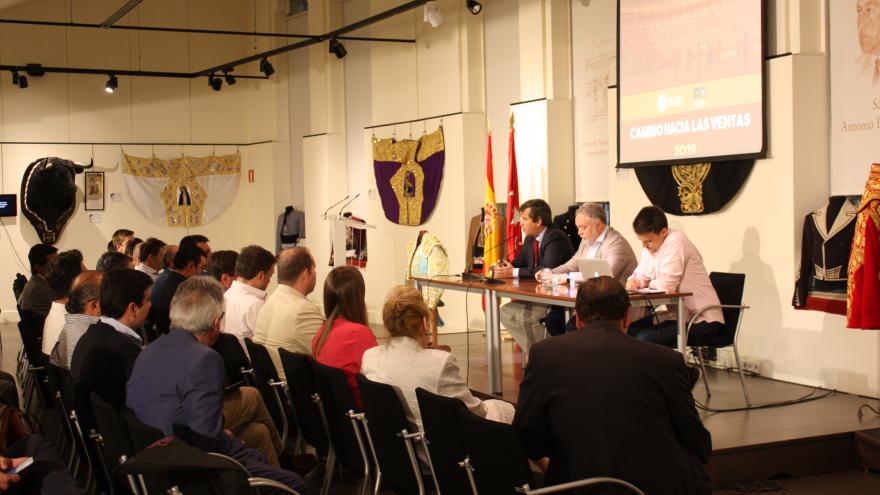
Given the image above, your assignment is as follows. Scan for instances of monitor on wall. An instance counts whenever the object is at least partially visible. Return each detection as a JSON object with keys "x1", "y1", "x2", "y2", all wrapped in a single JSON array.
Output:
[
  {"x1": 0, "y1": 194, "x2": 16, "y2": 217},
  {"x1": 617, "y1": 0, "x2": 766, "y2": 167}
]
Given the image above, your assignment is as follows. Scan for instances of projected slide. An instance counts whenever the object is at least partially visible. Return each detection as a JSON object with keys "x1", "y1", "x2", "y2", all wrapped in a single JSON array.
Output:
[{"x1": 618, "y1": 0, "x2": 764, "y2": 166}]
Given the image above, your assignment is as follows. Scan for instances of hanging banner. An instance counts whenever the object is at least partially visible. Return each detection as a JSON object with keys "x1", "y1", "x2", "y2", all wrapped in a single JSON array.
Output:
[{"x1": 830, "y1": 1, "x2": 880, "y2": 195}]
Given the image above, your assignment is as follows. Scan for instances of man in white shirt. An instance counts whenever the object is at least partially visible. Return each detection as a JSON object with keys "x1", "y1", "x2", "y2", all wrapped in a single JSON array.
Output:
[
  {"x1": 254, "y1": 247, "x2": 323, "y2": 378},
  {"x1": 135, "y1": 238, "x2": 166, "y2": 281},
  {"x1": 626, "y1": 206, "x2": 724, "y2": 347},
  {"x1": 41, "y1": 250, "x2": 85, "y2": 355},
  {"x1": 50, "y1": 271, "x2": 103, "y2": 369},
  {"x1": 223, "y1": 245, "x2": 276, "y2": 341}
]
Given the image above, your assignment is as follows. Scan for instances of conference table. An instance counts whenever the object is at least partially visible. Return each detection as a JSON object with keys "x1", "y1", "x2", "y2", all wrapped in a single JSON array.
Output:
[{"x1": 411, "y1": 275, "x2": 692, "y2": 395}]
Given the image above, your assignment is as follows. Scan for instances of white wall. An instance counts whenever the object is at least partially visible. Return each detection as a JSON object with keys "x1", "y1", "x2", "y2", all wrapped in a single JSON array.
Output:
[{"x1": 0, "y1": 0, "x2": 289, "y2": 317}]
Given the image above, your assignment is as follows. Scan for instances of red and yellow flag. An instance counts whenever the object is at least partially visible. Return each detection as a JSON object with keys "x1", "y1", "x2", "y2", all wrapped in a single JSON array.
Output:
[
  {"x1": 483, "y1": 133, "x2": 501, "y2": 275},
  {"x1": 506, "y1": 116, "x2": 522, "y2": 262}
]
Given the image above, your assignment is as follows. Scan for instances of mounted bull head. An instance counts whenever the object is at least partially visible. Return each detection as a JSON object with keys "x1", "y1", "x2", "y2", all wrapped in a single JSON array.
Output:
[{"x1": 20, "y1": 157, "x2": 93, "y2": 244}]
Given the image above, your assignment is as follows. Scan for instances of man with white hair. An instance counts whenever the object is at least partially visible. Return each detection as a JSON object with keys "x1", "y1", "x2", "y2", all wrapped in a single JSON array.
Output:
[{"x1": 126, "y1": 277, "x2": 304, "y2": 493}]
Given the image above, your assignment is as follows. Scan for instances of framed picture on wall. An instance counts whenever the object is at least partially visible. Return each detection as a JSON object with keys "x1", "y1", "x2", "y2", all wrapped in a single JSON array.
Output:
[{"x1": 84, "y1": 171, "x2": 105, "y2": 211}]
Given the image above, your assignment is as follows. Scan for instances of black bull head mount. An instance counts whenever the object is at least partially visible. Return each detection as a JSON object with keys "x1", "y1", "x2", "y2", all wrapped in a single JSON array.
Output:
[{"x1": 20, "y1": 157, "x2": 93, "y2": 244}]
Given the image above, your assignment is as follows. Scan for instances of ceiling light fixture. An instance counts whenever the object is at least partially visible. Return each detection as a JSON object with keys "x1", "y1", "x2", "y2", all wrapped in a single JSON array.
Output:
[
  {"x1": 208, "y1": 73, "x2": 222, "y2": 91},
  {"x1": 466, "y1": 0, "x2": 482, "y2": 15},
  {"x1": 223, "y1": 69, "x2": 236, "y2": 86},
  {"x1": 424, "y1": 1, "x2": 444, "y2": 27},
  {"x1": 329, "y1": 38, "x2": 347, "y2": 59},
  {"x1": 259, "y1": 58, "x2": 275, "y2": 77},
  {"x1": 16, "y1": 73, "x2": 28, "y2": 89},
  {"x1": 104, "y1": 74, "x2": 118, "y2": 93}
]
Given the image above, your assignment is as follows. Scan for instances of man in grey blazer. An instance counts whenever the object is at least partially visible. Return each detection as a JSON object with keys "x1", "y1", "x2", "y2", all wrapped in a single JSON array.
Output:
[{"x1": 545, "y1": 203, "x2": 638, "y2": 334}]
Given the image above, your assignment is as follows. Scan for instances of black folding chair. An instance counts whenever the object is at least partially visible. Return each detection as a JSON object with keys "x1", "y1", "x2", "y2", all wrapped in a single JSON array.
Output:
[
  {"x1": 312, "y1": 360, "x2": 371, "y2": 495},
  {"x1": 277, "y1": 349, "x2": 328, "y2": 456},
  {"x1": 16, "y1": 309, "x2": 50, "y2": 414},
  {"x1": 212, "y1": 333, "x2": 255, "y2": 389},
  {"x1": 686, "y1": 272, "x2": 751, "y2": 405},
  {"x1": 415, "y1": 387, "x2": 471, "y2": 495},
  {"x1": 90, "y1": 391, "x2": 147, "y2": 495},
  {"x1": 357, "y1": 374, "x2": 439, "y2": 495},
  {"x1": 244, "y1": 338, "x2": 291, "y2": 446},
  {"x1": 456, "y1": 408, "x2": 646, "y2": 495}
]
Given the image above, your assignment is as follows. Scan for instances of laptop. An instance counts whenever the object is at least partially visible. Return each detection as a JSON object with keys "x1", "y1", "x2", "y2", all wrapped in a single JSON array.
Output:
[{"x1": 577, "y1": 258, "x2": 613, "y2": 280}]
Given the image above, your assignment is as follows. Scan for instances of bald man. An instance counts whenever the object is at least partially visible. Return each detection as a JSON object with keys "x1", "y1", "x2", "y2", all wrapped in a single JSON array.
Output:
[
  {"x1": 253, "y1": 247, "x2": 324, "y2": 378},
  {"x1": 50, "y1": 271, "x2": 103, "y2": 370}
]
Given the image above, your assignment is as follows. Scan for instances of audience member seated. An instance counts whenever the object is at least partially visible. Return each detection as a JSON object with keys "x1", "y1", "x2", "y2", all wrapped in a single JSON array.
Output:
[
  {"x1": 149, "y1": 244, "x2": 207, "y2": 336},
  {"x1": 361, "y1": 286, "x2": 514, "y2": 433},
  {"x1": 161, "y1": 244, "x2": 178, "y2": 272},
  {"x1": 70, "y1": 268, "x2": 151, "y2": 406},
  {"x1": 545, "y1": 202, "x2": 638, "y2": 334},
  {"x1": 107, "y1": 228, "x2": 134, "y2": 253},
  {"x1": 50, "y1": 271, "x2": 103, "y2": 370},
  {"x1": 207, "y1": 250, "x2": 239, "y2": 290},
  {"x1": 514, "y1": 276, "x2": 712, "y2": 494},
  {"x1": 312, "y1": 266, "x2": 377, "y2": 409},
  {"x1": 492, "y1": 199, "x2": 575, "y2": 355},
  {"x1": 223, "y1": 245, "x2": 275, "y2": 342},
  {"x1": 126, "y1": 277, "x2": 305, "y2": 493},
  {"x1": 254, "y1": 247, "x2": 323, "y2": 378},
  {"x1": 626, "y1": 206, "x2": 724, "y2": 347},
  {"x1": 180, "y1": 234, "x2": 212, "y2": 259},
  {"x1": 17, "y1": 244, "x2": 58, "y2": 319},
  {"x1": 41, "y1": 250, "x2": 85, "y2": 356},
  {"x1": 124, "y1": 237, "x2": 143, "y2": 260},
  {"x1": 95, "y1": 251, "x2": 132, "y2": 272},
  {"x1": 0, "y1": 434, "x2": 85, "y2": 494},
  {"x1": 135, "y1": 238, "x2": 166, "y2": 281}
]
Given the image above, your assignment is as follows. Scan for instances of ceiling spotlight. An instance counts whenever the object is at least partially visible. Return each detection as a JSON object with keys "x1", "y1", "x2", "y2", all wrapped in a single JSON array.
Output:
[
  {"x1": 329, "y1": 38, "x2": 347, "y2": 59},
  {"x1": 104, "y1": 74, "x2": 118, "y2": 93},
  {"x1": 17, "y1": 74, "x2": 28, "y2": 89},
  {"x1": 424, "y1": 1, "x2": 444, "y2": 27},
  {"x1": 259, "y1": 58, "x2": 275, "y2": 77},
  {"x1": 223, "y1": 69, "x2": 236, "y2": 86},
  {"x1": 466, "y1": 0, "x2": 482, "y2": 15},
  {"x1": 208, "y1": 74, "x2": 222, "y2": 91},
  {"x1": 11, "y1": 70, "x2": 19, "y2": 86}
]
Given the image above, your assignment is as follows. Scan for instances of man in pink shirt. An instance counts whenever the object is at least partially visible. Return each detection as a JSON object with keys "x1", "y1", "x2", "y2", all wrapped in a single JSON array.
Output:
[{"x1": 626, "y1": 206, "x2": 724, "y2": 347}]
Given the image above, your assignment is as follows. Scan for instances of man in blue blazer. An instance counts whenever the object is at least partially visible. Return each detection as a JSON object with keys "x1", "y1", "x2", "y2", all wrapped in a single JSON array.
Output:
[
  {"x1": 493, "y1": 199, "x2": 575, "y2": 356},
  {"x1": 126, "y1": 276, "x2": 305, "y2": 493}
]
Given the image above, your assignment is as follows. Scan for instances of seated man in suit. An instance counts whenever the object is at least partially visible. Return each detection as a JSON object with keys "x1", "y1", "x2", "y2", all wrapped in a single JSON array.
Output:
[
  {"x1": 17, "y1": 244, "x2": 58, "y2": 320},
  {"x1": 545, "y1": 202, "x2": 638, "y2": 334},
  {"x1": 70, "y1": 268, "x2": 151, "y2": 407},
  {"x1": 626, "y1": 206, "x2": 724, "y2": 347},
  {"x1": 148, "y1": 243, "x2": 207, "y2": 336},
  {"x1": 126, "y1": 277, "x2": 305, "y2": 493},
  {"x1": 514, "y1": 276, "x2": 712, "y2": 494},
  {"x1": 492, "y1": 199, "x2": 574, "y2": 355}
]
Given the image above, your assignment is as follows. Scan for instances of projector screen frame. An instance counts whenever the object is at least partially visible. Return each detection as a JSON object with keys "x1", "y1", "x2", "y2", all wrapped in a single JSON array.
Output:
[{"x1": 615, "y1": 0, "x2": 768, "y2": 169}]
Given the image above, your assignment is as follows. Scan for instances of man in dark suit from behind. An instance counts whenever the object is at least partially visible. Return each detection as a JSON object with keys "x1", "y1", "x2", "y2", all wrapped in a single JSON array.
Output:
[
  {"x1": 493, "y1": 198, "x2": 575, "y2": 355},
  {"x1": 70, "y1": 268, "x2": 152, "y2": 407},
  {"x1": 148, "y1": 243, "x2": 207, "y2": 336},
  {"x1": 17, "y1": 244, "x2": 59, "y2": 320},
  {"x1": 514, "y1": 276, "x2": 712, "y2": 494}
]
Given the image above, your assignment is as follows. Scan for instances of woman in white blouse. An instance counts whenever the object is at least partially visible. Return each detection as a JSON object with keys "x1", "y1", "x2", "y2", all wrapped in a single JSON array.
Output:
[{"x1": 361, "y1": 286, "x2": 514, "y2": 433}]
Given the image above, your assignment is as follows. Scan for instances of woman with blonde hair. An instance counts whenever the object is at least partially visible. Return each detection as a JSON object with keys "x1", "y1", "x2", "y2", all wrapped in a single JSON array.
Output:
[
  {"x1": 312, "y1": 266, "x2": 377, "y2": 408},
  {"x1": 361, "y1": 285, "x2": 514, "y2": 432}
]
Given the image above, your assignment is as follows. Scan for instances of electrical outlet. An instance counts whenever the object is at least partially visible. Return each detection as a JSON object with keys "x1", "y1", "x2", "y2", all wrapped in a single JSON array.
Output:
[{"x1": 741, "y1": 361, "x2": 761, "y2": 375}]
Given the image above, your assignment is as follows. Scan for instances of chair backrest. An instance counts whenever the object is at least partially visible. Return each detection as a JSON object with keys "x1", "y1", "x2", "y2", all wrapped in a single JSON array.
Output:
[
  {"x1": 415, "y1": 387, "x2": 471, "y2": 495},
  {"x1": 277, "y1": 349, "x2": 328, "y2": 453},
  {"x1": 123, "y1": 409, "x2": 165, "y2": 451},
  {"x1": 311, "y1": 359, "x2": 364, "y2": 472},
  {"x1": 457, "y1": 408, "x2": 534, "y2": 495},
  {"x1": 90, "y1": 391, "x2": 135, "y2": 469},
  {"x1": 212, "y1": 333, "x2": 253, "y2": 388},
  {"x1": 16, "y1": 309, "x2": 46, "y2": 366},
  {"x1": 244, "y1": 338, "x2": 287, "y2": 431},
  {"x1": 356, "y1": 374, "x2": 421, "y2": 494},
  {"x1": 709, "y1": 272, "x2": 746, "y2": 342}
]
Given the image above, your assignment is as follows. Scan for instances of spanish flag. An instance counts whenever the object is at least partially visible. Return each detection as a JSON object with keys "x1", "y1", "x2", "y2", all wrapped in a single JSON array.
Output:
[{"x1": 483, "y1": 133, "x2": 501, "y2": 275}]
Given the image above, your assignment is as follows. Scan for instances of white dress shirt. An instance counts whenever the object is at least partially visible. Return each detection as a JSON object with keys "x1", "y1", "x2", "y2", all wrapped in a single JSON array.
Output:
[
  {"x1": 135, "y1": 263, "x2": 159, "y2": 281},
  {"x1": 99, "y1": 316, "x2": 144, "y2": 344},
  {"x1": 586, "y1": 225, "x2": 608, "y2": 258},
  {"x1": 223, "y1": 280, "x2": 267, "y2": 341},
  {"x1": 629, "y1": 229, "x2": 724, "y2": 324},
  {"x1": 41, "y1": 301, "x2": 68, "y2": 355}
]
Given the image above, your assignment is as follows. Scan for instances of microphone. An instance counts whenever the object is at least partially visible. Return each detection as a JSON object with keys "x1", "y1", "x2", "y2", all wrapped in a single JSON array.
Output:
[
  {"x1": 337, "y1": 193, "x2": 360, "y2": 215},
  {"x1": 460, "y1": 236, "x2": 510, "y2": 286},
  {"x1": 322, "y1": 195, "x2": 350, "y2": 217}
]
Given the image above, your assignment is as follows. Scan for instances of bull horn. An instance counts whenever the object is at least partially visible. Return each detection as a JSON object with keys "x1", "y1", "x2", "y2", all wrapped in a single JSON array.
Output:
[{"x1": 73, "y1": 158, "x2": 94, "y2": 172}]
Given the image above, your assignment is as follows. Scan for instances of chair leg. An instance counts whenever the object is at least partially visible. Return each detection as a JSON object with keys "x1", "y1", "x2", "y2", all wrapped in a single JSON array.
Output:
[
  {"x1": 732, "y1": 345, "x2": 752, "y2": 406},
  {"x1": 695, "y1": 348, "x2": 711, "y2": 398},
  {"x1": 346, "y1": 412, "x2": 372, "y2": 495}
]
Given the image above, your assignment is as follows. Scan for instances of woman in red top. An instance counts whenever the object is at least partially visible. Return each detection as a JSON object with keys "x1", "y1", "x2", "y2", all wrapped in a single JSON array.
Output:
[{"x1": 312, "y1": 266, "x2": 377, "y2": 408}]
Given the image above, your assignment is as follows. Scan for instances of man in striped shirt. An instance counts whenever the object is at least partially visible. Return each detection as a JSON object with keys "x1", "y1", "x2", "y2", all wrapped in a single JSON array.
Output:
[{"x1": 50, "y1": 271, "x2": 103, "y2": 370}]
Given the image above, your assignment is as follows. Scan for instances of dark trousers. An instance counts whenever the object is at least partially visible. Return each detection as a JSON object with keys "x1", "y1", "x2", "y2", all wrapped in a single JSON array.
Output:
[
  {"x1": 3, "y1": 434, "x2": 84, "y2": 495},
  {"x1": 542, "y1": 306, "x2": 569, "y2": 336},
  {"x1": 627, "y1": 315, "x2": 724, "y2": 347}
]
